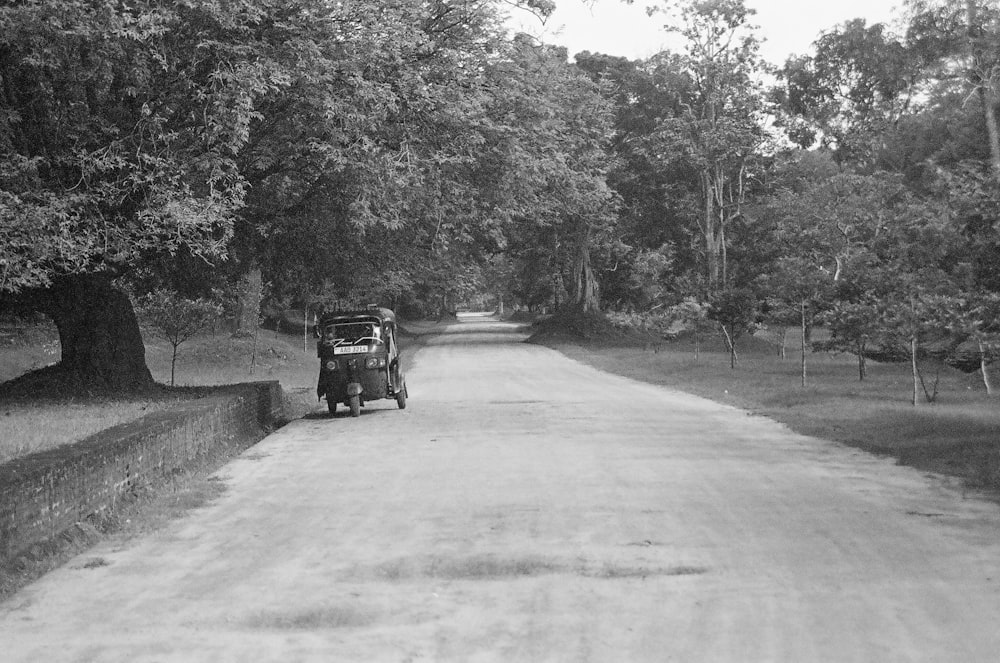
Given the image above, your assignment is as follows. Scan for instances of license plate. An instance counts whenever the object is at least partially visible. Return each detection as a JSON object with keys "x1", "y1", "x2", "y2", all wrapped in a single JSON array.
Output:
[{"x1": 333, "y1": 345, "x2": 369, "y2": 355}]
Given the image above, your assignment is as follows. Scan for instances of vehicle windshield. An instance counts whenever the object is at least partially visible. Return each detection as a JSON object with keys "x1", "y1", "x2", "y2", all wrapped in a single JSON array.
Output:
[{"x1": 322, "y1": 321, "x2": 382, "y2": 346}]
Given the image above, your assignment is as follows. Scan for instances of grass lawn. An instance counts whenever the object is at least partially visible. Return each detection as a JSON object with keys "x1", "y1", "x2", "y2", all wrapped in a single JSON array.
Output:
[
  {"x1": 533, "y1": 325, "x2": 1000, "y2": 494},
  {"x1": 0, "y1": 324, "x2": 320, "y2": 464},
  {"x1": 0, "y1": 318, "x2": 437, "y2": 465},
  {"x1": 143, "y1": 327, "x2": 318, "y2": 390},
  {"x1": 0, "y1": 399, "x2": 198, "y2": 465}
]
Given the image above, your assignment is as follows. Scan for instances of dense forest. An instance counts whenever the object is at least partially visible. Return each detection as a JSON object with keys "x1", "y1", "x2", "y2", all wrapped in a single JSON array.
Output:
[{"x1": 1, "y1": 0, "x2": 999, "y2": 395}]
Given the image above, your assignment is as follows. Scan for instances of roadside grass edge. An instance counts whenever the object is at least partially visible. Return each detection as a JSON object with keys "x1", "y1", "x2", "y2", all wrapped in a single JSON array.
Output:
[{"x1": 532, "y1": 329, "x2": 1000, "y2": 500}]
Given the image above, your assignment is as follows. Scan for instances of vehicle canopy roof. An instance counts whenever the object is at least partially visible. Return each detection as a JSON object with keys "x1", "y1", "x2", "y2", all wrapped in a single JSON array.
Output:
[{"x1": 318, "y1": 306, "x2": 396, "y2": 327}]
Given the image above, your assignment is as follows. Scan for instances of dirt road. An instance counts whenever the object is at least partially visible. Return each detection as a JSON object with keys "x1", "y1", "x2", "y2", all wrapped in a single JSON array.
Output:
[{"x1": 4, "y1": 314, "x2": 1000, "y2": 661}]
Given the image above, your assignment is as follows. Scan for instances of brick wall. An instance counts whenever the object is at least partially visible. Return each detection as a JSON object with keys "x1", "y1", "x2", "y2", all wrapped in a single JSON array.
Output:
[{"x1": 0, "y1": 381, "x2": 284, "y2": 562}]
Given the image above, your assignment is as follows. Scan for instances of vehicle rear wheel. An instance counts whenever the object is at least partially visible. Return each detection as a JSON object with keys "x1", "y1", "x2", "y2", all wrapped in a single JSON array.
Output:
[
  {"x1": 349, "y1": 394, "x2": 361, "y2": 417},
  {"x1": 395, "y1": 383, "x2": 407, "y2": 410},
  {"x1": 326, "y1": 394, "x2": 337, "y2": 415}
]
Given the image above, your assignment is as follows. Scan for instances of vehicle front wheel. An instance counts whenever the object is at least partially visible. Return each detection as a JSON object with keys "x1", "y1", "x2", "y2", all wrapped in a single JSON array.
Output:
[
  {"x1": 349, "y1": 394, "x2": 361, "y2": 417},
  {"x1": 395, "y1": 383, "x2": 407, "y2": 410}
]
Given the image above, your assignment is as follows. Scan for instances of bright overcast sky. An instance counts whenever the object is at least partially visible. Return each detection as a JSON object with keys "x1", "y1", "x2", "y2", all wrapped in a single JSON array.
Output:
[{"x1": 508, "y1": 0, "x2": 905, "y2": 65}]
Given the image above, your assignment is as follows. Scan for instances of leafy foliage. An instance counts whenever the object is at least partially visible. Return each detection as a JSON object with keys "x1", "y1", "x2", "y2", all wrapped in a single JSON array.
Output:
[
  {"x1": 137, "y1": 288, "x2": 223, "y2": 386},
  {"x1": 0, "y1": 0, "x2": 281, "y2": 294},
  {"x1": 707, "y1": 286, "x2": 758, "y2": 368},
  {"x1": 6, "y1": 0, "x2": 1000, "y2": 404}
]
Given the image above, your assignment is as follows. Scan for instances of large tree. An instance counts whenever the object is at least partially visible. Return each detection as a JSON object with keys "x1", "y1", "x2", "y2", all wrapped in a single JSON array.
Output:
[
  {"x1": 495, "y1": 39, "x2": 620, "y2": 312},
  {"x1": 904, "y1": 0, "x2": 1000, "y2": 179},
  {"x1": 775, "y1": 18, "x2": 921, "y2": 164},
  {"x1": 575, "y1": 51, "x2": 700, "y2": 309},
  {"x1": 1, "y1": 0, "x2": 573, "y2": 388},
  {"x1": 0, "y1": 0, "x2": 280, "y2": 389},
  {"x1": 642, "y1": 0, "x2": 769, "y2": 292},
  {"x1": 249, "y1": 1, "x2": 587, "y2": 316}
]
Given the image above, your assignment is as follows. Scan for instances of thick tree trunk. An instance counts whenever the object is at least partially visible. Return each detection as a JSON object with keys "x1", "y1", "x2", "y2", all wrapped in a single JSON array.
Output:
[
  {"x1": 700, "y1": 171, "x2": 719, "y2": 291},
  {"x1": 233, "y1": 265, "x2": 263, "y2": 338},
  {"x1": 968, "y1": 0, "x2": 1000, "y2": 183},
  {"x1": 701, "y1": 163, "x2": 738, "y2": 292},
  {"x1": 704, "y1": 190, "x2": 720, "y2": 290},
  {"x1": 571, "y1": 229, "x2": 600, "y2": 313},
  {"x1": 37, "y1": 274, "x2": 153, "y2": 391},
  {"x1": 983, "y1": 91, "x2": 1000, "y2": 183}
]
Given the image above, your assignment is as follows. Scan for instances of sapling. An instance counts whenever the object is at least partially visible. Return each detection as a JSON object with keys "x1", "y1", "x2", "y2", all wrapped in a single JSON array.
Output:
[{"x1": 138, "y1": 290, "x2": 223, "y2": 386}]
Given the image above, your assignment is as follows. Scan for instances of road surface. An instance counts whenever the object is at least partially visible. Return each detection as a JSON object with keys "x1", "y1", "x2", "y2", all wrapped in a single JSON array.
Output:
[{"x1": 4, "y1": 314, "x2": 1000, "y2": 662}]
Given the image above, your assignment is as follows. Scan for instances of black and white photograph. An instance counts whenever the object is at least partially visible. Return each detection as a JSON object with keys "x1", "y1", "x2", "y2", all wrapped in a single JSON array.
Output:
[{"x1": 3, "y1": 0, "x2": 1000, "y2": 660}]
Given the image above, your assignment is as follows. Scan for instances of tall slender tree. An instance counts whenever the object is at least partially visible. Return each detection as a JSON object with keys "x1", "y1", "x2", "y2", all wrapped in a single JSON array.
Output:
[{"x1": 644, "y1": 0, "x2": 769, "y2": 292}]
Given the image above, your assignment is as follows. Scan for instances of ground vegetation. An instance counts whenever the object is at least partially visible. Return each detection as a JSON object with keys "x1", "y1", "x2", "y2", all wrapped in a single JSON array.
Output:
[{"x1": 3, "y1": 0, "x2": 1000, "y2": 415}]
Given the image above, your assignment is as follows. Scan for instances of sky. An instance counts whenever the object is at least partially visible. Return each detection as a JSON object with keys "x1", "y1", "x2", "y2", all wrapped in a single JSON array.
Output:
[{"x1": 508, "y1": 0, "x2": 905, "y2": 66}]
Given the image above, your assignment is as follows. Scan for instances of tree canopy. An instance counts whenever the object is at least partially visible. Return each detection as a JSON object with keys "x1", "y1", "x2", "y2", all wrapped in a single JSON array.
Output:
[{"x1": 3, "y1": 0, "x2": 1000, "y2": 398}]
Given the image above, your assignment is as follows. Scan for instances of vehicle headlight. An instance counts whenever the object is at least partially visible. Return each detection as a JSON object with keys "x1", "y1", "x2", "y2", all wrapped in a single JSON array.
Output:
[
  {"x1": 325, "y1": 360, "x2": 337, "y2": 371},
  {"x1": 365, "y1": 356, "x2": 386, "y2": 369}
]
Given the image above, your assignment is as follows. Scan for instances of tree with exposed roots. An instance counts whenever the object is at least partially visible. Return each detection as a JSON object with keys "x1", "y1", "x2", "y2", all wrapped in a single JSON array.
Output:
[
  {"x1": 0, "y1": 0, "x2": 285, "y2": 390},
  {"x1": 0, "y1": 0, "x2": 579, "y2": 390}
]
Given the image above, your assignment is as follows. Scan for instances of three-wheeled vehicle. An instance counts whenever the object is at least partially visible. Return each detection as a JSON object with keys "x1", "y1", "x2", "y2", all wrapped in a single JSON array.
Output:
[{"x1": 316, "y1": 307, "x2": 407, "y2": 417}]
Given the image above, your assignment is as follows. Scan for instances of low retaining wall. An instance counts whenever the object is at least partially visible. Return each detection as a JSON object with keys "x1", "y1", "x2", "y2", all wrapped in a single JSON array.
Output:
[{"x1": 0, "y1": 381, "x2": 284, "y2": 563}]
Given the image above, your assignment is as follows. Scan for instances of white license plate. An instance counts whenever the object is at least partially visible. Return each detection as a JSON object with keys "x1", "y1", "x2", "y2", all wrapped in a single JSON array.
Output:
[{"x1": 333, "y1": 345, "x2": 369, "y2": 355}]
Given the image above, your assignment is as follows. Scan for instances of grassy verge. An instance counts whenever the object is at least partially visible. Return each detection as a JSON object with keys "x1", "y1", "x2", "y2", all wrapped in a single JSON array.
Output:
[
  {"x1": 0, "y1": 326, "x2": 319, "y2": 463},
  {"x1": 143, "y1": 327, "x2": 318, "y2": 390},
  {"x1": 531, "y1": 317, "x2": 1000, "y2": 494},
  {"x1": 0, "y1": 318, "x2": 437, "y2": 464},
  {"x1": 0, "y1": 398, "x2": 200, "y2": 464}
]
